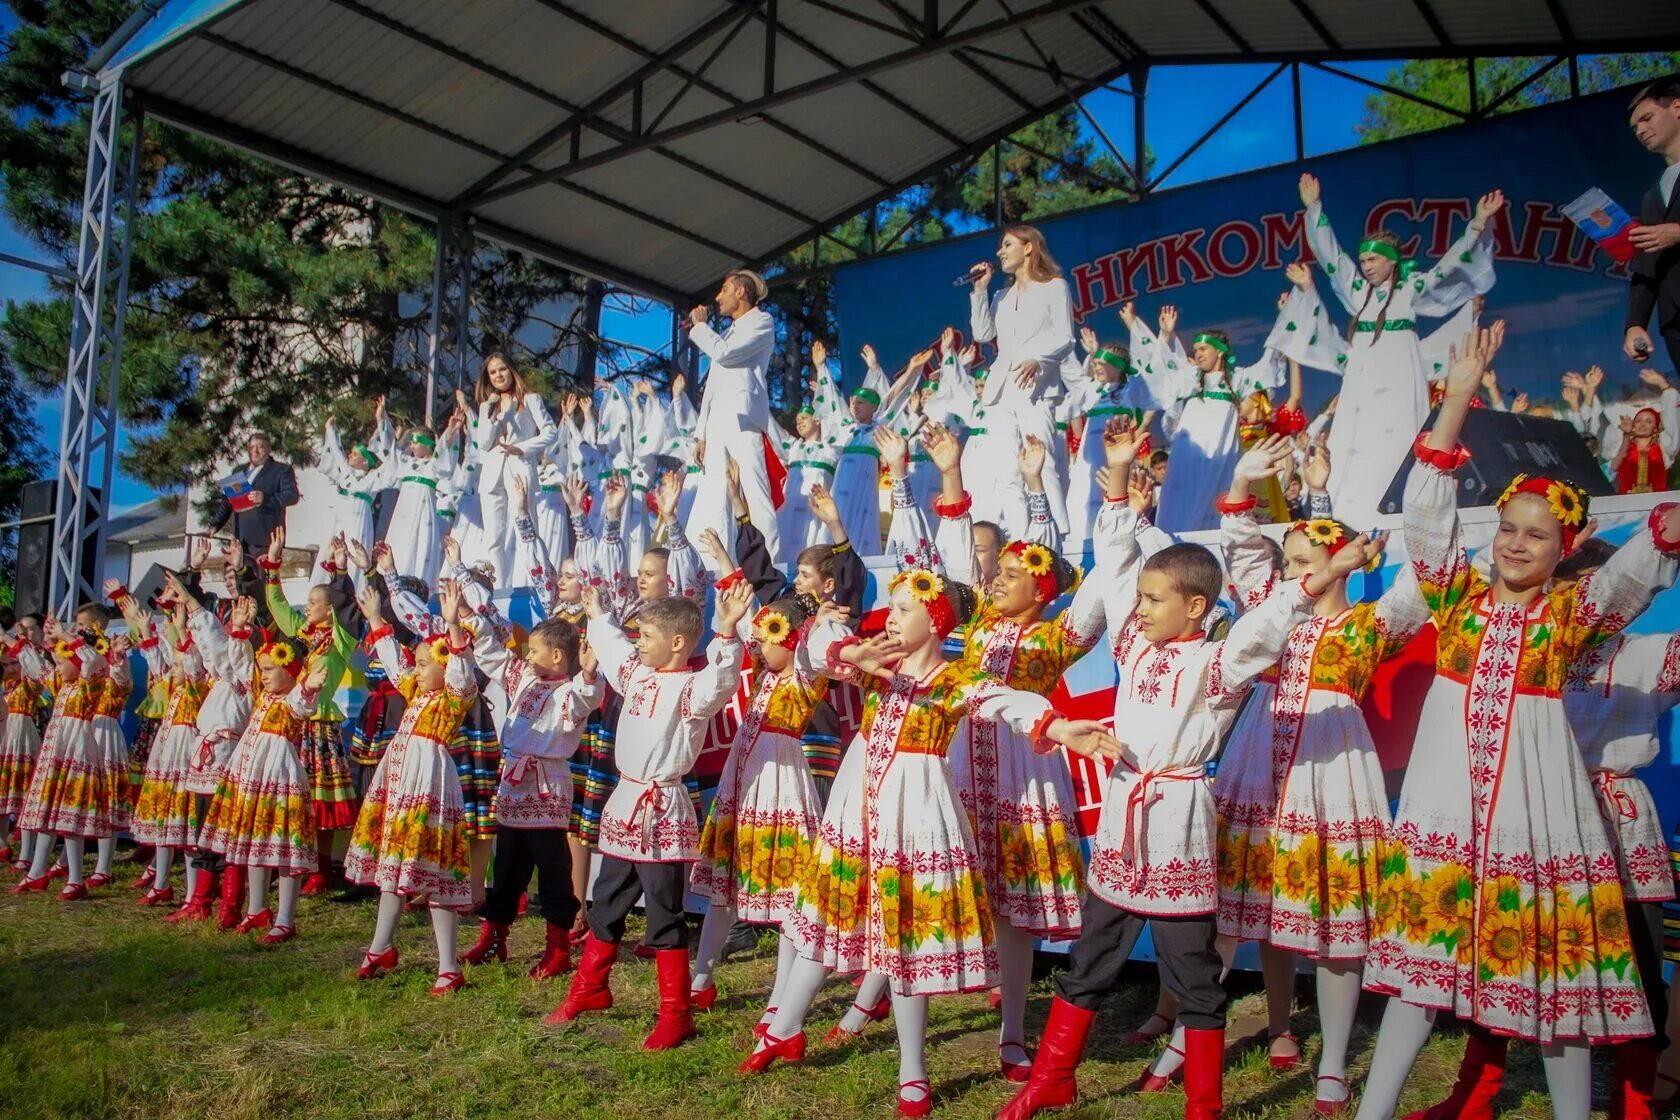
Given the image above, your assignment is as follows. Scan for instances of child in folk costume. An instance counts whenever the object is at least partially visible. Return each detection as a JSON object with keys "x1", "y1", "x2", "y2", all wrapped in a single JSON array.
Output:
[
  {"x1": 812, "y1": 345, "x2": 919, "y2": 557},
  {"x1": 314, "y1": 417, "x2": 383, "y2": 584},
  {"x1": 346, "y1": 579, "x2": 479, "y2": 995},
  {"x1": 87, "y1": 608, "x2": 134, "y2": 891},
  {"x1": 11, "y1": 618, "x2": 114, "y2": 898},
  {"x1": 457, "y1": 506, "x2": 604, "y2": 981},
  {"x1": 119, "y1": 590, "x2": 210, "y2": 909},
  {"x1": 1298, "y1": 174, "x2": 1501, "y2": 527},
  {"x1": 741, "y1": 586, "x2": 1114, "y2": 1119},
  {"x1": 1210, "y1": 436, "x2": 1430, "y2": 1113},
  {"x1": 769, "y1": 348, "x2": 842, "y2": 564},
  {"x1": 1354, "y1": 327, "x2": 1680, "y2": 1120},
  {"x1": 0, "y1": 639, "x2": 45, "y2": 870},
  {"x1": 1613, "y1": 401, "x2": 1677, "y2": 495},
  {"x1": 688, "y1": 593, "x2": 828, "y2": 1008},
  {"x1": 342, "y1": 539, "x2": 407, "y2": 795},
  {"x1": 198, "y1": 635, "x2": 324, "y2": 944},
  {"x1": 1064, "y1": 318, "x2": 1156, "y2": 545},
  {"x1": 371, "y1": 394, "x2": 461, "y2": 590},
  {"x1": 1000, "y1": 427, "x2": 1375, "y2": 1120},
  {"x1": 260, "y1": 526, "x2": 359, "y2": 893},
  {"x1": 548, "y1": 582, "x2": 753, "y2": 1050}
]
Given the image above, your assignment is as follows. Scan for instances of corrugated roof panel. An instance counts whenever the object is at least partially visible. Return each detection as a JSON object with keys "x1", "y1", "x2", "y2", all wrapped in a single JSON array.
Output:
[
  {"x1": 1099, "y1": 0, "x2": 1232, "y2": 56},
  {"x1": 1311, "y1": 1, "x2": 1434, "y2": 53},
  {"x1": 866, "y1": 55, "x2": 1029, "y2": 144},
  {"x1": 569, "y1": 153, "x2": 810, "y2": 259},
  {"x1": 1434, "y1": 1, "x2": 1557, "y2": 45},
  {"x1": 1561, "y1": 0, "x2": 1680, "y2": 41},
  {"x1": 769, "y1": 85, "x2": 955, "y2": 181},
  {"x1": 1209, "y1": 0, "x2": 1321, "y2": 53},
  {"x1": 659, "y1": 119, "x2": 882, "y2": 218}
]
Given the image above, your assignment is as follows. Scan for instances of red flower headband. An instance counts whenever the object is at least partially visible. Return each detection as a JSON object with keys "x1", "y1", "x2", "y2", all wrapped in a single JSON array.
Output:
[
  {"x1": 1286, "y1": 519, "x2": 1351, "y2": 556},
  {"x1": 1496, "y1": 474, "x2": 1590, "y2": 554},
  {"x1": 889, "y1": 569, "x2": 959, "y2": 637},
  {"x1": 1003, "y1": 541, "x2": 1062, "y2": 604}
]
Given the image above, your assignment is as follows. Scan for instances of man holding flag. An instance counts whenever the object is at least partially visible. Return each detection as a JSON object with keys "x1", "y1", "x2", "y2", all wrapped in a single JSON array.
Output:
[{"x1": 1626, "y1": 75, "x2": 1680, "y2": 371}]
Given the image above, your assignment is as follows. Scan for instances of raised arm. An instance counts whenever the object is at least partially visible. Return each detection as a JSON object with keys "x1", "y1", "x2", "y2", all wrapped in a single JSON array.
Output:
[
  {"x1": 1568, "y1": 502, "x2": 1680, "y2": 649},
  {"x1": 1299, "y1": 173, "x2": 1362, "y2": 312},
  {"x1": 690, "y1": 312, "x2": 773, "y2": 368}
]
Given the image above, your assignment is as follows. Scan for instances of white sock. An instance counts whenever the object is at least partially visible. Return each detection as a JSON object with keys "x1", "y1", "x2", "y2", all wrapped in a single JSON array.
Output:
[
  {"x1": 995, "y1": 920, "x2": 1034, "y2": 1060},
  {"x1": 95, "y1": 836, "x2": 113, "y2": 876},
  {"x1": 839, "y1": 972, "x2": 893, "y2": 1033},
  {"x1": 757, "y1": 955, "x2": 831, "y2": 1049},
  {"x1": 64, "y1": 837, "x2": 85, "y2": 885},
  {"x1": 184, "y1": 857, "x2": 199, "y2": 898},
  {"x1": 1539, "y1": 1041, "x2": 1591, "y2": 1120},
  {"x1": 1353, "y1": 999, "x2": 1436, "y2": 1120},
  {"x1": 275, "y1": 874, "x2": 301, "y2": 928},
  {"x1": 1315, "y1": 960, "x2": 1363, "y2": 1101},
  {"x1": 154, "y1": 846, "x2": 173, "y2": 889},
  {"x1": 247, "y1": 866, "x2": 271, "y2": 916},
  {"x1": 1151, "y1": 1020, "x2": 1187, "y2": 1079},
  {"x1": 17, "y1": 828, "x2": 36, "y2": 866},
  {"x1": 27, "y1": 833, "x2": 53, "y2": 879},
  {"x1": 431, "y1": 905, "x2": 460, "y2": 974},
  {"x1": 891, "y1": 991, "x2": 930, "y2": 1101},
  {"x1": 370, "y1": 890, "x2": 403, "y2": 954},
  {"x1": 762, "y1": 932, "x2": 799, "y2": 1025},
  {"x1": 691, "y1": 904, "x2": 735, "y2": 993}
]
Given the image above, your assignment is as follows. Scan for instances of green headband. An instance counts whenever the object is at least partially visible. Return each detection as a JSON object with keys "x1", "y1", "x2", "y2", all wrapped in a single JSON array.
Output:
[
  {"x1": 410, "y1": 431, "x2": 437, "y2": 449},
  {"x1": 796, "y1": 402, "x2": 815, "y2": 416},
  {"x1": 353, "y1": 443, "x2": 382, "y2": 469},
  {"x1": 852, "y1": 387, "x2": 881, "y2": 406},
  {"x1": 1091, "y1": 348, "x2": 1136, "y2": 377},
  {"x1": 1192, "y1": 333, "x2": 1232, "y2": 359},
  {"x1": 1356, "y1": 238, "x2": 1401, "y2": 262}
]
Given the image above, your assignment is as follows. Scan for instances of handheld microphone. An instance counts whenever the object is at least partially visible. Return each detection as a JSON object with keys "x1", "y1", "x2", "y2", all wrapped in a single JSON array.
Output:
[{"x1": 952, "y1": 264, "x2": 988, "y2": 288}]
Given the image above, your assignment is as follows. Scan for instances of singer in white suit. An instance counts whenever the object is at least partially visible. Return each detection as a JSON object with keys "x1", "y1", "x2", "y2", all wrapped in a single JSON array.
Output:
[
  {"x1": 687, "y1": 270, "x2": 781, "y2": 570},
  {"x1": 968, "y1": 225, "x2": 1076, "y2": 538}
]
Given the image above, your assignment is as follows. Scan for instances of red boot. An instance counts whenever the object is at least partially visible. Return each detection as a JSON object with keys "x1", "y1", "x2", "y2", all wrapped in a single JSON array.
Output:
[
  {"x1": 216, "y1": 865, "x2": 246, "y2": 931},
  {"x1": 1183, "y1": 1027, "x2": 1226, "y2": 1120},
  {"x1": 545, "y1": 933, "x2": 617, "y2": 1025},
  {"x1": 1401, "y1": 1029, "x2": 1507, "y2": 1120},
  {"x1": 529, "y1": 923, "x2": 572, "y2": 980},
  {"x1": 165, "y1": 869, "x2": 217, "y2": 923},
  {"x1": 462, "y1": 920, "x2": 509, "y2": 966},
  {"x1": 1609, "y1": 1041, "x2": 1659, "y2": 1120},
  {"x1": 996, "y1": 997, "x2": 1097, "y2": 1120},
  {"x1": 642, "y1": 949, "x2": 697, "y2": 1050}
]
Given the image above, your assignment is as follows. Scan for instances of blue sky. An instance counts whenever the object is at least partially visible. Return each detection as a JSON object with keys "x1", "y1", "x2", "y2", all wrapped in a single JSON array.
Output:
[{"x1": 0, "y1": 24, "x2": 1437, "y2": 508}]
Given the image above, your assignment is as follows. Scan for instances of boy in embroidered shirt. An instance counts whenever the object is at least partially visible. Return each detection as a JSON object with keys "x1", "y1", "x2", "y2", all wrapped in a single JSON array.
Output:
[
  {"x1": 999, "y1": 427, "x2": 1376, "y2": 1120},
  {"x1": 547, "y1": 579, "x2": 753, "y2": 1050}
]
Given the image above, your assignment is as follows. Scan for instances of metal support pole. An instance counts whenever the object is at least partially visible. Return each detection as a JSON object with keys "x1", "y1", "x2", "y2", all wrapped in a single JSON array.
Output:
[
  {"x1": 1567, "y1": 54, "x2": 1579, "y2": 98},
  {"x1": 1132, "y1": 62, "x2": 1148, "y2": 197},
  {"x1": 993, "y1": 139, "x2": 1003, "y2": 226},
  {"x1": 49, "y1": 80, "x2": 141, "y2": 619},
  {"x1": 1467, "y1": 56, "x2": 1479, "y2": 119},
  {"x1": 1291, "y1": 63, "x2": 1305, "y2": 161},
  {"x1": 426, "y1": 218, "x2": 475, "y2": 424},
  {"x1": 425, "y1": 221, "x2": 447, "y2": 426}
]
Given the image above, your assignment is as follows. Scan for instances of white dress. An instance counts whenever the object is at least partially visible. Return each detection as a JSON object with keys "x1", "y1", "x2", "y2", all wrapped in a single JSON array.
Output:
[
  {"x1": 183, "y1": 607, "x2": 255, "y2": 798},
  {"x1": 130, "y1": 635, "x2": 209, "y2": 849},
  {"x1": 767, "y1": 419, "x2": 840, "y2": 566},
  {"x1": 1213, "y1": 510, "x2": 1431, "y2": 957},
  {"x1": 371, "y1": 415, "x2": 456, "y2": 590},
  {"x1": 1363, "y1": 456, "x2": 1675, "y2": 1043},
  {"x1": 1062, "y1": 358, "x2": 1154, "y2": 546},
  {"x1": 313, "y1": 422, "x2": 381, "y2": 583}
]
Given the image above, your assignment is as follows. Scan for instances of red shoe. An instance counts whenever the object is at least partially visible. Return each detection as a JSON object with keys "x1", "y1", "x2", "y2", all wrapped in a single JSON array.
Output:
[
  {"x1": 10, "y1": 859, "x2": 28, "y2": 872},
  {"x1": 528, "y1": 923, "x2": 572, "y2": 980},
  {"x1": 1314, "y1": 1075, "x2": 1351, "y2": 1116},
  {"x1": 643, "y1": 949, "x2": 698, "y2": 1050},
  {"x1": 164, "y1": 870, "x2": 217, "y2": 924},
  {"x1": 988, "y1": 989, "x2": 1003, "y2": 1010},
  {"x1": 738, "y1": 1029, "x2": 807, "y2": 1073},
  {"x1": 10, "y1": 874, "x2": 49, "y2": 894},
  {"x1": 896, "y1": 1080, "x2": 932, "y2": 1118},
  {"x1": 46, "y1": 864, "x2": 68, "y2": 882},
  {"x1": 691, "y1": 984, "x2": 717, "y2": 1010},
  {"x1": 429, "y1": 971, "x2": 465, "y2": 997},
  {"x1": 257, "y1": 924, "x2": 296, "y2": 946},
  {"x1": 1000, "y1": 1043, "x2": 1033, "y2": 1083},
  {"x1": 59, "y1": 882, "x2": 88, "y2": 901},
  {"x1": 546, "y1": 934, "x2": 618, "y2": 1025},
  {"x1": 138, "y1": 886, "x2": 175, "y2": 907},
  {"x1": 1122, "y1": 1011, "x2": 1174, "y2": 1048},
  {"x1": 1608, "y1": 1041, "x2": 1659, "y2": 1120},
  {"x1": 1133, "y1": 1042, "x2": 1183, "y2": 1093},
  {"x1": 1269, "y1": 1030, "x2": 1302, "y2": 1071},
  {"x1": 517, "y1": 892, "x2": 528, "y2": 916},
  {"x1": 216, "y1": 866, "x2": 246, "y2": 931},
  {"x1": 1400, "y1": 1030, "x2": 1507, "y2": 1120},
  {"x1": 823, "y1": 993, "x2": 893, "y2": 1043},
  {"x1": 1182, "y1": 1026, "x2": 1225, "y2": 1120},
  {"x1": 86, "y1": 871, "x2": 112, "y2": 888},
  {"x1": 131, "y1": 865, "x2": 155, "y2": 890},
  {"x1": 997, "y1": 997, "x2": 1096, "y2": 1120},
  {"x1": 234, "y1": 908, "x2": 273, "y2": 934},
  {"x1": 462, "y1": 919, "x2": 510, "y2": 966},
  {"x1": 299, "y1": 871, "x2": 333, "y2": 897},
  {"x1": 357, "y1": 946, "x2": 399, "y2": 980},
  {"x1": 633, "y1": 943, "x2": 656, "y2": 960},
  {"x1": 0, "y1": 844, "x2": 12, "y2": 864},
  {"x1": 752, "y1": 1008, "x2": 777, "y2": 1041}
]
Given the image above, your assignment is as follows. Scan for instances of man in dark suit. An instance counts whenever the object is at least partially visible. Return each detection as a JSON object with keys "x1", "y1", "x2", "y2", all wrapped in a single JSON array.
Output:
[
  {"x1": 206, "y1": 432, "x2": 299, "y2": 618},
  {"x1": 1625, "y1": 76, "x2": 1680, "y2": 371}
]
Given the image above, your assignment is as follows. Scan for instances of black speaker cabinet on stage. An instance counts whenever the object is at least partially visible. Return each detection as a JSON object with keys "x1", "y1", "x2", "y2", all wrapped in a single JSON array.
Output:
[
  {"x1": 11, "y1": 479, "x2": 102, "y2": 618},
  {"x1": 1379, "y1": 407, "x2": 1614, "y2": 515}
]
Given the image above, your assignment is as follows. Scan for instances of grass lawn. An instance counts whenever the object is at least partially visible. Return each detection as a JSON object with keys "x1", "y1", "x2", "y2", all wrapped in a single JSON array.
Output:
[{"x1": 0, "y1": 874, "x2": 1574, "y2": 1119}]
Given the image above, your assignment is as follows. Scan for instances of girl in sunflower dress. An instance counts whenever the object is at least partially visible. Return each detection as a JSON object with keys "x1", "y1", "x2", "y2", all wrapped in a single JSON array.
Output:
[
  {"x1": 740, "y1": 567, "x2": 1117, "y2": 1118},
  {"x1": 198, "y1": 635, "x2": 324, "y2": 945},
  {"x1": 689, "y1": 594, "x2": 829, "y2": 1009},
  {"x1": 1208, "y1": 435, "x2": 1430, "y2": 1113},
  {"x1": 260, "y1": 527, "x2": 360, "y2": 893},
  {"x1": 1354, "y1": 327, "x2": 1680, "y2": 1120},
  {"x1": 0, "y1": 643, "x2": 46, "y2": 872},
  {"x1": 345, "y1": 579, "x2": 479, "y2": 996},
  {"x1": 867, "y1": 425, "x2": 1100, "y2": 1081}
]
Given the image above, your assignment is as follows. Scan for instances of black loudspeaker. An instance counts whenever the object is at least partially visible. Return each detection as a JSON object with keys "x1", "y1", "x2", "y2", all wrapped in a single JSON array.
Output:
[
  {"x1": 11, "y1": 479, "x2": 103, "y2": 618},
  {"x1": 1380, "y1": 408, "x2": 1614, "y2": 514}
]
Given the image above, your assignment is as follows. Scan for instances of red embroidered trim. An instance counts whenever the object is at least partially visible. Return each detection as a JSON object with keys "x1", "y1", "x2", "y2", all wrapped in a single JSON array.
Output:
[
  {"x1": 446, "y1": 634, "x2": 473, "y2": 655},
  {"x1": 1215, "y1": 492, "x2": 1258, "y2": 514},
  {"x1": 226, "y1": 627, "x2": 252, "y2": 641},
  {"x1": 826, "y1": 635, "x2": 862, "y2": 675},
  {"x1": 1411, "y1": 432, "x2": 1470, "y2": 472},
  {"x1": 932, "y1": 491, "x2": 973, "y2": 518},
  {"x1": 363, "y1": 624, "x2": 394, "y2": 650},
  {"x1": 256, "y1": 556, "x2": 282, "y2": 572},
  {"x1": 714, "y1": 569, "x2": 745, "y2": 592},
  {"x1": 319, "y1": 561, "x2": 341, "y2": 575},
  {"x1": 1030, "y1": 708, "x2": 1064, "y2": 755},
  {"x1": 174, "y1": 637, "x2": 193, "y2": 653},
  {"x1": 1649, "y1": 503, "x2": 1680, "y2": 556},
  {"x1": 137, "y1": 636, "x2": 160, "y2": 650},
  {"x1": 105, "y1": 583, "x2": 128, "y2": 602}
]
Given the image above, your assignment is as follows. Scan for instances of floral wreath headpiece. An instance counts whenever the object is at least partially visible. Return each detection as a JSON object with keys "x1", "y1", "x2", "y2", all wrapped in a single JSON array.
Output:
[
  {"x1": 1495, "y1": 474, "x2": 1589, "y2": 553},
  {"x1": 1003, "y1": 541, "x2": 1068, "y2": 604},
  {"x1": 1286, "y1": 518, "x2": 1351, "y2": 556},
  {"x1": 752, "y1": 607, "x2": 799, "y2": 650},
  {"x1": 889, "y1": 568, "x2": 959, "y2": 637},
  {"x1": 257, "y1": 638, "x2": 305, "y2": 677}
]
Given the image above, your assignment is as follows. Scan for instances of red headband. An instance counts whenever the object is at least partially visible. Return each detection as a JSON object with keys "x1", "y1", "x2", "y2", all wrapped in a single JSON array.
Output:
[
  {"x1": 1286, "y1": 519, "x2": 1351, "y2": 556},
  {"x1": 1003, "y1": 541, "x2": 1062, "y2": 603},
  {"x1": 752, "y1": 606, "x2": 800, "y2": 650},
  {"x1": 891, "y1": 569, "x2": 959, "y2": 637},
  {"x1": 256, "y1": 640, "x2": 305, "y2": 678},
  {"x1": 1495, "y1": 474, "x2": 1589, "y2": 554},
  {"x1": 1635, "y1": 407, "x2": 1663, "y2": 430}
]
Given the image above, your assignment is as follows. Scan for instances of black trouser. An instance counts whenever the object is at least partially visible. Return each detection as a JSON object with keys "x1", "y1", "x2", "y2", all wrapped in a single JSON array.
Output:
[
  {"x1": 479, "y1": 827, "x2": 579, "y2": 929},
  {"x1": 587, "y1": 854, "x2": 689, "y2": 949},
  {"x1": 1632, "y1": 897, "x2": 1671, "y2": 1050},
  {"x1": 1054, "y1": 894, "x2": 1228, "y2": 1030}
]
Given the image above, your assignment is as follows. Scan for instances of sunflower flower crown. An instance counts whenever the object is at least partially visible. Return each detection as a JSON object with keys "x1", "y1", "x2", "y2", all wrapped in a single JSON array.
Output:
[
  {"x1": 1495, "y1": 473, "x2": 1587, "y2": 529},
  {"x1": 428, "y1": 636, "x2": 452, "y2": 664},
  {"x1": 257, "y1": 639, "x2": 303, "y2": 676},
  {"x1": 890, "y1": 568, "x2": 946, "y2": 603},
  {"x1": 752, "y1": 607, "x2": 798, "y2": 649}
]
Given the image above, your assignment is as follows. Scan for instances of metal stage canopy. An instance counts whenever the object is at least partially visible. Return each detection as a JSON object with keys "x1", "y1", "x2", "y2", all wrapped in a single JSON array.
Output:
[{"x1": 37, "y1": 0, "x2": 1680, "y2": 616}]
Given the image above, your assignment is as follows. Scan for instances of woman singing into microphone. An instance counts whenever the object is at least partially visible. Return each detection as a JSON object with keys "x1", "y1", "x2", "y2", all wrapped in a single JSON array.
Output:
[{"x1": 968, "y1": 226, "x2": 1077, "y2": 538}]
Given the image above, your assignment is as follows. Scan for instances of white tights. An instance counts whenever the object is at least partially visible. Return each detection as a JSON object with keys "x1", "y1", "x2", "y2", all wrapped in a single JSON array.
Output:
[
  {"x1": 95, "y1": 836, "x2": 113, "y2": 877},
  {"x1": 691, "y1": 903, "x2": 735, "y2": 993},
  {"x1": 369, "y1": 891, "x2": 460, "y2": 974},
  {"x1": 244, "y1": 868, "x2": 302, "y2": 930},
  {"x1": 995, "y1": 921, "x2": 1034, "y2": 1062},
  {"x1": 838, "y1": 973, "x2": 893, "y2": 1033}
]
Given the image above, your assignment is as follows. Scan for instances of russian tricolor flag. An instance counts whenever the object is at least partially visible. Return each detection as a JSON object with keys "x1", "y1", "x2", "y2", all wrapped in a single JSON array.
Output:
[{"x1": 1563, "y1": 187, "x2": 1641, "y2": 263}]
